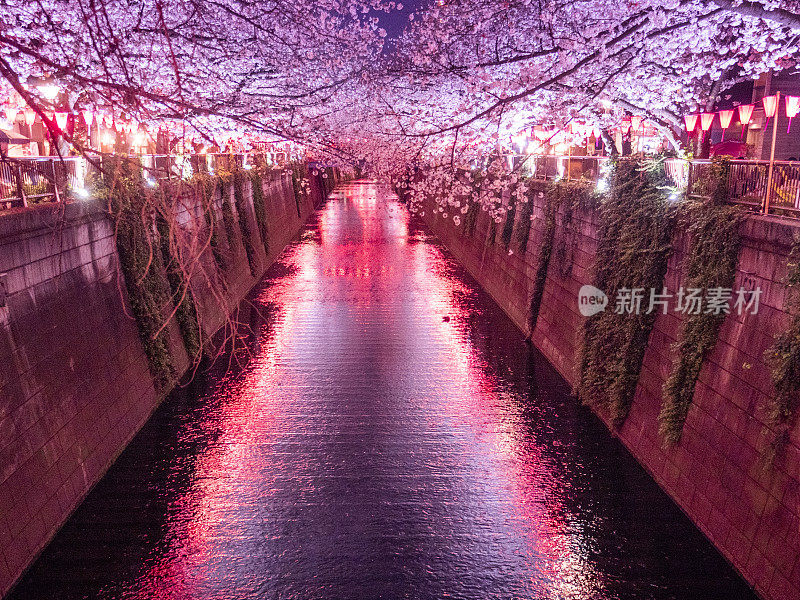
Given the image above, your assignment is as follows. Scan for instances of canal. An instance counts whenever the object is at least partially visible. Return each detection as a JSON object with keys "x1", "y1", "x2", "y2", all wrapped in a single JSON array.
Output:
[{"x1": 10, "y1": 181, "x2": 756, "y2": 599}]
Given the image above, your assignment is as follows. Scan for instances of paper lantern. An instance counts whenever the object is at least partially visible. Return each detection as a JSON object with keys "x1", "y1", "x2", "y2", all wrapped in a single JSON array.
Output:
[
  {"x1": 718, "y1": 109, "x2": 734, "y2": 141},
  {"x1": 4, "y1": 107, "x2": 19, "y2": 124},
  {"x1": 24, "y1": 108, "x2": 36, "y2": 126},
  {"x1": 763, "y1": 94, "x2": 778, "y2": 131},
  {"x1": 700, "y1": 113, "x2": 714, "y2": 131},
  {"x1": 738, "y1": 104, "x2": 754, "y2": 140},
  {"x1": 763, "y1": 94, "x2": 778, "y2": 118},
  {"x1": 81, "y1": 110, "x2": 94, "y2": 127},
  {"x1": 630, "y1": 115, "x2": 643, "y2": 131},
  {"x1": 54, "y1": 112, "x2": 69, "y2": 130},
  {"x1": 786, "y1": 96, "x2": 800, "y2": 133},
  {"x1": 684, "y1": 114, "x2": 699, "y2": 133}
]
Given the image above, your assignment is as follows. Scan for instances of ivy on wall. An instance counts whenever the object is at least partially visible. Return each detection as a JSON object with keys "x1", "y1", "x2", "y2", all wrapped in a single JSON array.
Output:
[
  {"x1": 659, "y1": 160, "x2": 742, "y2": 445},
  {"x1": 101, "y1": 159, "x2": 175, "y2": 389},
  {"x1": 156, "y1": 210, "x2": 202, "y2": 361},
  {"x1": 579, "y1": 159, "x2": 675, "y2": 426},
  {"x1": 290, "y1": 163, "x2": 308, "y2": 216},
  {"x1": 249, "y1": 171, "x2": 271, "y2": 257},
  {"x1": 194, "y1": 174, "x2": 227, "y2": 274},
  {"x1": 515, "y1": 194, "x2": 535, "y2": 252},
  {"x1": 218, "y1": 176, "x2": 240, "y2": 261},
  {"x1": 501, "y1": 202, "x2": 517, "y2": 248},
  {"x1": 232, "y1": 170, "x2": 259, "y2": 277},
  {"x1": 765, "y1": 239, "x2": 800, "y2": 462},
  {"x1": 527, "y1": 180, "x2": 594, "y2": 335}
]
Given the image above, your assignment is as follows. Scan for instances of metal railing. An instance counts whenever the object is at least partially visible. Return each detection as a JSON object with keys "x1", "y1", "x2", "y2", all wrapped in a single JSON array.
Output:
[
  {"x1": 0, "y1": 153, "x2": 288, "y2": 210},
  {"x1": 3, "y1": 152, "x2": 800, "y2": 218},
  {"x1": 521, "y1": 154, "x2": 800, "y2": 217}
]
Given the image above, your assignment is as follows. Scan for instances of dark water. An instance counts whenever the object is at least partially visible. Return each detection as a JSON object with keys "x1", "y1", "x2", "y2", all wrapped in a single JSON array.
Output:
[{"x1": 11, "y1": 182, "x2": 756, "y2": 600}]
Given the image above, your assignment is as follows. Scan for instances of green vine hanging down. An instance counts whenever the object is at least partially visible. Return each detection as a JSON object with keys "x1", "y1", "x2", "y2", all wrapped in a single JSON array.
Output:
[
  {"x1": 101, "y1": 159, "x2": 176, "y2": 389},
  {"x1": 291, "y1": 163, "x2": 307, "y2": 216},
  {"x1": 659, "y1": 160, "x2": 742, "y2": 445},
  {"x1": 515, "y1": 188, "x2": 535, "y2": 252},
  {"x1": 765, "y1": 240, "x2": 800, "y2": 463},
  {"x1": 233, "y1": 170, "x2": 259, "y2": 277},
  {"x1": 195, "y1": 173, "x2": 227, "y2": 273},
  {"x1": 249, "y1": 171, "x2": 270, "y2": 257},
  {"x1": 156, "y1": 208, "x2": 202, "y2": 361},
  {"x1": 500, "y1": 202, "x2": 517, "y2": 248},
  {"x1": 579, "y1": 159, "x2": 675, "y2": 427},
  {"x1": 218, "y1": 175, "x2": 240, "y2": 262},
  {"x1": 527, "y1": 180, "x2": 594, "y2": 335}
]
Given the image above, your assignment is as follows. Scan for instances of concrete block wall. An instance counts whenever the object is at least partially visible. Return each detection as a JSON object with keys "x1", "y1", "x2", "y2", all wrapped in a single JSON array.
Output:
[
  {"x1": 0, "y1": 166, "x2": 328, "y2": 597},
  {"x1": 424, "y1": 188, "x2": 800, "y2": 600}
]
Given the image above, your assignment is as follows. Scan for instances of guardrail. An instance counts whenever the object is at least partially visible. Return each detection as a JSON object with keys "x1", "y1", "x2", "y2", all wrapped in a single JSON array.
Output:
[
  {"x1": 4, "y1": 153, "x2": 800, "y2": 218},
  {"x1": 0, "y1": 153, "x2": 284, "y2": 211},
  {"x1": 521, "y1": 155, "x2": 800, "y2": 217}
]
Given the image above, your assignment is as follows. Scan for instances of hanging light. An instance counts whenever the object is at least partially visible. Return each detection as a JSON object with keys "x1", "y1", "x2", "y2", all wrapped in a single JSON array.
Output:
[
  {"x1": 786, "y1": 96, "x2": 800, "y2": 133},
  {"x1": 54, "y1": 112, "x2": 69, "y2": 130},
  {"x1": 4, "y1": 107, "x2": 19, "y2": 124},
  {"x1": 684, "y1": 114, "x2": 699, "y2": 133},
  {"x1": 718, "y1": 109, "x2": 734, "y2": 141},
  {"x1": 738, "y1": 104, "x2": 754, "y2": 140},
  {"x1": 763, "y1": 94, "x2": 778, "y2": 130},
  {"x1": 37, "y1": 83, "x2": 60, "y2": 101}
]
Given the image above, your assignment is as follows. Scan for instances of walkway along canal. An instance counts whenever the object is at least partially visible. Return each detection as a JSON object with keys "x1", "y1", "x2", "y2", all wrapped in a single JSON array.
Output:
[{"x1": 10, "y1": 181, "x2": 757, "y2": 599}]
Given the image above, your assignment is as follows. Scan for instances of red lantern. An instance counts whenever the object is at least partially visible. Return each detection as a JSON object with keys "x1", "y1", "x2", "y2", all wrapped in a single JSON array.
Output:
[
  {"x1": 684, "y1": 114, "x2": 699, "y2": 133},
  {"x1": 82, "y1": 110, "x2": 94, "y2": 127},
  {"x1": 718, "y1": 109, "x2": 734, "y2": 141},
  {"x1": 763, "y1": 94, "x2": 778, "y2": 130},
  {"x1": 786, "y1": 96, "x2": 800, "y2": 133},
  {"x1": 24, "y1": 108, "x2": 36, "y2": 126},
  {"x1": 738, "y1": 104, "x2": 754, "y2": 140}
]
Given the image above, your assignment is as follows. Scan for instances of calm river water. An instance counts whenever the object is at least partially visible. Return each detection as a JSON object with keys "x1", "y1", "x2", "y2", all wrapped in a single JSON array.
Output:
[{"x1": 10, "y1": 182, "x2": 756, "y2": 599}]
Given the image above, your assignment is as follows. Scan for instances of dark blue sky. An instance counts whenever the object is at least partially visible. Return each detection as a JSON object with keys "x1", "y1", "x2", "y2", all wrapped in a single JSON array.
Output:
[{"x1": 377, "y1": 0, "x2": 428, "y2": 40}]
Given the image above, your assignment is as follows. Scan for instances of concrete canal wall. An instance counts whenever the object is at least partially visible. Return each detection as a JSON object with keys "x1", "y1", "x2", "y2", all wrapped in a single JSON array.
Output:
[
  {"x1": 0, "y1": 167, "x2": 333, "y2": 597},
  {"x1": 424, "y1": 189, "x2": 800, "y2": 600}
]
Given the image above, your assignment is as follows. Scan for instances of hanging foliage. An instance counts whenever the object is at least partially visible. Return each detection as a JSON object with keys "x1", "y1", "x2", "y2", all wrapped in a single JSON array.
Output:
[
  {"x1": 515, "y1": 190, "x2": 535, "y2": 252},
  {"x1": 527, "y1": 179, "x2": 595, "y2": 335},
  {"x1": 659, "y1": 160, "x2": 742, "y2": 445},
  {"x1": 156, "y1": 208, "x2": 203, "y2": 361},
  {"x1": 218, "y1": 175, "x2": 240, "y2": 261},
  {"x1": 500, "y1": 202, "x2": 517, "y2": 248},
  {"x1": 765, "y1": 240, "x2": 800, "y2": 463},
  {"x1": 290, "y1": 163, "x2": 309, "y2": 216},
  {"x1": 101, "y1": 159, "x2": 175, "y2": 389},
  {"x1": 233, "y1": 169, "x2": 259, "y2": 277},
  {"x1": 579, "y1": 159, "x2": 675, "y2": 426},
  {"x1": 249, "y1": 171, "x2": 271, "y2": 257},
  {"x1": 195, "y1": 173, "x2": 227, "y2": 274}
]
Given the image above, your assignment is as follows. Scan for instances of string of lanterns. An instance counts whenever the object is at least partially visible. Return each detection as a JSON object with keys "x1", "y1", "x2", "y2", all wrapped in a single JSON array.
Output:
[{"x1": 683, "y1": 93, "x2": 800, "y2": 143}]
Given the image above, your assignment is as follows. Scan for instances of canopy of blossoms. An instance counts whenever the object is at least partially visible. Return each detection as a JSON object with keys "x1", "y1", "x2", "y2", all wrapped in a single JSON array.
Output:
[{"x1": 1, "y1": 0, "x2": 799, "y2": 181}]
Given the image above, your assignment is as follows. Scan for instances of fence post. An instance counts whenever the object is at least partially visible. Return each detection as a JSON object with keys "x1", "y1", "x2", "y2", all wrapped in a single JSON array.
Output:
[
  {"x1": 764, "y1": 91, "x2": 780, "y2": 214},
  {"x1": 14, "y1": 164, "x2": 27, "y2": 208},
  {"x1": 686, "y1": 161, "x2": 694, "y2": 198}
]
